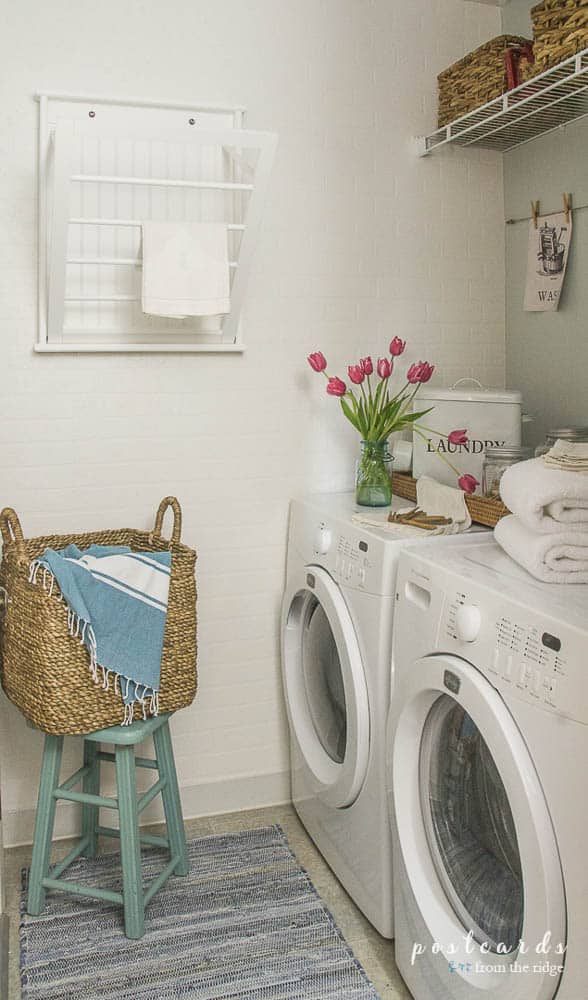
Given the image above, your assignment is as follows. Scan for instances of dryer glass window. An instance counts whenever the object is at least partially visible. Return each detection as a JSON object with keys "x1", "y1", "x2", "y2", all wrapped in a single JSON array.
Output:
[
  {"x1": 302, "y1": 596, "x2": 347, "y2": 763},
  {"x1": 420, "y1": 695, "x2": 523, "y2": 952}
]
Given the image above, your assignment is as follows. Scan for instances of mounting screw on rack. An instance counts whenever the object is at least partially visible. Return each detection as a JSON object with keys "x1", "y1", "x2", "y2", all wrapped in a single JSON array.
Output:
[
  {"x1": 188, "y1": 117, "x2": 196, "y2": 125},
  {"x1": 88, "y1": 110, "x2": 96, "y2": 118}
]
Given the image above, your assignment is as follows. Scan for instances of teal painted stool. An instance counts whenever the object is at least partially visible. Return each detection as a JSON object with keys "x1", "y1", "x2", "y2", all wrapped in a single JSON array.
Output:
[{"x1": 27, "y1": 712, "x2": 188, "y2": 939}]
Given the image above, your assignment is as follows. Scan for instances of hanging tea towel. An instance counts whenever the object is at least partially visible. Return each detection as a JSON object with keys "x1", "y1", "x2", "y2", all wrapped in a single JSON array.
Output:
[
  {"x1": 29, "y1": 544, "x2": 171, "y2": 725},
  {"x1": 524, "y1": 210, "x2": 572, "y2": 312}
]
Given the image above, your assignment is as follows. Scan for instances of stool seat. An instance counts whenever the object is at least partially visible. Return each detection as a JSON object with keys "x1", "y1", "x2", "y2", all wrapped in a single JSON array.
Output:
[
  {"x1": 84, "y1": 712, "x2": 172, "y2": 745},
  {"x1": 27, "y1": 712, "x2": 188, "y2": 939}
]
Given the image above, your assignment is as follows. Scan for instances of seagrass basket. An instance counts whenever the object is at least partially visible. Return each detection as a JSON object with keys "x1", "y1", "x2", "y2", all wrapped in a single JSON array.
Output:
[
  {"x1": 391, "y1": 473, "x2": 510, "y2": 528},
  {"x1": 438, "y1": 35, "x2": 533, "y2": 126},
  {"x1": 0, "y1": 497, "x2": 197, "y2": 735},
  {"x1": 530, "y1": 0, "x2": 588, "y2": 74}
]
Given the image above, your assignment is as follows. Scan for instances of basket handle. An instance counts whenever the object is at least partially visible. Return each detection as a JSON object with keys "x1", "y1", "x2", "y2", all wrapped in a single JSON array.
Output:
[
  {"x1": 152, "y1": 496, "x2": 182, "y2": 546},
  {"x1": 0, "y1": 508, "x2": 26, "y2": 560}
]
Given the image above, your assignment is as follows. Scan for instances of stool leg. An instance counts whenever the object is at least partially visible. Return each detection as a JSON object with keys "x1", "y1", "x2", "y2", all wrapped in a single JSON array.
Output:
[
  {"x1": 153, "y1": 721, "x2": 189, "y2": 877},
  {"x1": 28, "y1": 734, "x2": 64, "y2": 916},
  {"x1": 81, "y1": 740, "x2": 100, "y2": 858},
  {"x1": 115, "y1": 744, "x2": 144, "y2": 939}
]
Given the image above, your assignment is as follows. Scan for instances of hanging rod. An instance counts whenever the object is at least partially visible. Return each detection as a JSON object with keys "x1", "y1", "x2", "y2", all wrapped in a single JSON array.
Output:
[
  {"x1": 71, "y1": 174, "x2": 253, "y2": 191},
  {"x1": 36, "y1": 91, "x2": 246, "y2": 114},
  {"x1": 505, "y1": 201, "x2": 588, "y2": 224},
  {"x1": 69, "y1": 217, "x2": 246, "y2": 231},
  {"x1": 66, "y1": 257, "x2": 238, "y2": 268}
]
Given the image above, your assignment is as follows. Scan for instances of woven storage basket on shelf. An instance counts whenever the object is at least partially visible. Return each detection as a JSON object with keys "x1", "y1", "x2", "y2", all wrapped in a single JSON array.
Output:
[
  {"x1": 0, "y1": 497, "x2": 197, "y2": 736},
  {"x1": 530, "y1": 0, "x2": 588, "y2": 74},
  {"x1": 391, "y1": 473, "x2": 510, "y2": 529},
  {"x1": 438, "y1": 35, "x2": 533, "y2": 126}
]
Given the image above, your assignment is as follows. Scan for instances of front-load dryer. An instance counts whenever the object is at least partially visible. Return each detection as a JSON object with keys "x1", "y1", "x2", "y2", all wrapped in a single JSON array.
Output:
[
  {"x1": 281, "y1": 493, "x2": 484, "y2": 937},
  {"x1": 387, "y1": 539, "x2": 588, "y2": 999}
]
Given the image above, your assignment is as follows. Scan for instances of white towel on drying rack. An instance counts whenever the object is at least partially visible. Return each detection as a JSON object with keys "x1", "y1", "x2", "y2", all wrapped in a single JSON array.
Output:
[{"x1": 141, "y1": 221, "x2": 231, "y2": 318}]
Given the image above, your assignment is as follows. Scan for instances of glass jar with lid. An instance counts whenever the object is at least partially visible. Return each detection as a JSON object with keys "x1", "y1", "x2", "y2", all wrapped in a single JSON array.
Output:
[
  {"x1": 482, "y1": 446, "x2": 533, "y2": 499},
  {"x1": 535, "y1": 427, "x2": 588, "y2": 458}
]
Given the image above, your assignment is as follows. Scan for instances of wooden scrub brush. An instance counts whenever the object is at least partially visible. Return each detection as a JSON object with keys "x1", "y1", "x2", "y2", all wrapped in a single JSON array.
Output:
[{"x1": 388, "y1": 507, "x2": 453, "y2": 531}]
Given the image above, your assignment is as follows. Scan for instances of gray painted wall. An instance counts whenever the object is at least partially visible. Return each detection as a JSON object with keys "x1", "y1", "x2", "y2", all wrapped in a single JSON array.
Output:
[
  {"x1": 502, "y1": 0, "x2": 534, "y2": 37},
  {"x1": 502, "y1": 0, "x2": 588, "y2": 448}
]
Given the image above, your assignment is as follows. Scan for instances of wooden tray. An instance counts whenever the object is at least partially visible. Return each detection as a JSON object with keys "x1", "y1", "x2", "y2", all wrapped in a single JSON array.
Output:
[{"x1": 391, "y1": 473, "x2": 510, "y2": 528}]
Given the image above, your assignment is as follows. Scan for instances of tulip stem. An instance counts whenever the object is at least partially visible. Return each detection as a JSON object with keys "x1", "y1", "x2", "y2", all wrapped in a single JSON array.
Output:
[
  {"x1": 413, "y1": 426, "x2": 461, "y2": 477},
  {"x1": 416, "y1": 425, "x2": 452, "y2": 439}
]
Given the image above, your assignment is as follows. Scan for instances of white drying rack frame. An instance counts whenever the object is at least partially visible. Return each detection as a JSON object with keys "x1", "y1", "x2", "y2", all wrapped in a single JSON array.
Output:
[{"x1": 36, "y1": 92, "x2": 278, "y2": 353}]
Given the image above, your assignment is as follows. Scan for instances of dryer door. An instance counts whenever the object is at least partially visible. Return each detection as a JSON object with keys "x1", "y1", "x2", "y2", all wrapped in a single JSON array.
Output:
[
  {"x1": 391, "y1": 654, "x2": 566, "y2": 999},
  {"x1": 282, "y1": 565, "x2": 370, "y2": 808}
]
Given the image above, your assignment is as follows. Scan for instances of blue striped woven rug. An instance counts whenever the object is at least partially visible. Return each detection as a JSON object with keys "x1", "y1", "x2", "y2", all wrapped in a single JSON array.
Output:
[{"x1": 20, "y1": 825, "x2": 381, "y2": 999}]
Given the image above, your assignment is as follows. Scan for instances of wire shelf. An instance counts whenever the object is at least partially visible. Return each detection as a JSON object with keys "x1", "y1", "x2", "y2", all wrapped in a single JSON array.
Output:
[{"x1": 417, "y1": 48, "x2": 588, "y2": 156}]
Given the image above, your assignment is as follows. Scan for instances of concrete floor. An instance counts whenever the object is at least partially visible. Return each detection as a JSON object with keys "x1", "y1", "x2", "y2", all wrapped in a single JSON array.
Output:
[{"x1": 5, "y1": 803, "x2": 411, "y2": 1000}]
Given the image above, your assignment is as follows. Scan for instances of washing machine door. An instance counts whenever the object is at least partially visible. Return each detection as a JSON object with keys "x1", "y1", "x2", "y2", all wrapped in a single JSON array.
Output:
[
  {"x1": 282, "y1": 565, "x2": 370, "y2": 808},
  {"x1": 391, "y1": 654, "x2": 566, "y2": 999}
]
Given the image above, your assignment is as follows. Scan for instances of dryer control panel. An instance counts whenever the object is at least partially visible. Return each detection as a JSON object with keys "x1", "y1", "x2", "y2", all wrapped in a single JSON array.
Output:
[
  {"x1": 334, "y1": 533, "x2": 372, "y2": 590},
  {"x1": 287, "y1": 496, "x2": 422, "y2": 597}
]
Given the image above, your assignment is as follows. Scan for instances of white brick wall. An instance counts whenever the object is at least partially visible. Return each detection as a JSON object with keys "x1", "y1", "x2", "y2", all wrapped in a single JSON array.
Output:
[{"x1": 0, "y1": 0, "x2": 505, "y2": 845}]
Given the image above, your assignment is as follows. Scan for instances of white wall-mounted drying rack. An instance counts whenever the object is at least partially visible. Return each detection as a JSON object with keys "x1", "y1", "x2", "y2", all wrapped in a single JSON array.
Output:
[{"x1": 36, "y1": 92, "x2": 278, "y2": 353}]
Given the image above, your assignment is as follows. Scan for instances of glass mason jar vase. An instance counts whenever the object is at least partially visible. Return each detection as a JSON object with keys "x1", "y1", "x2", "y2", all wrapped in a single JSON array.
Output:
[{"x1": 355, "y1": 439, "x2": 393, "y2": 507}]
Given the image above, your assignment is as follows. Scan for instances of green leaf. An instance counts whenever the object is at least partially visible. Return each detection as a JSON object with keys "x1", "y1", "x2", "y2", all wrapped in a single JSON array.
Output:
[
  {"x1": 374, "y1": 397, "x2": 403, "y2": 436},
  {"x1": 340, "y1": 397, "x2": 361, "y2": 432},
  {"x1": 399, "y1": 407, "x2": 434, "y2": 424}
]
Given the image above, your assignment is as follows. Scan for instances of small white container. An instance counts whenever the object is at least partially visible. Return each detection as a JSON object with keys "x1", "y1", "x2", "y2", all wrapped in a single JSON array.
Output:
[{"x1": 412, "y1": 380, "x2": 523, "y2": 491}]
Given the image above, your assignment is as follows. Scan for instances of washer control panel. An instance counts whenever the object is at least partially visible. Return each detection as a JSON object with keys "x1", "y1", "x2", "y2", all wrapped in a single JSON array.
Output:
[
  {"x1": 439, "y1": 583, "x2": 585, "y2": 721},
  {"x1": 490, "y1": 616, "x2": 565, "y2": 709}
]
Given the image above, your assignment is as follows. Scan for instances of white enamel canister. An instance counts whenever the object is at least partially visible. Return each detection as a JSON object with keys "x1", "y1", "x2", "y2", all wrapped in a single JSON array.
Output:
[{"x1": 412, "y1": 380, "x2": 523, "y2": 491}]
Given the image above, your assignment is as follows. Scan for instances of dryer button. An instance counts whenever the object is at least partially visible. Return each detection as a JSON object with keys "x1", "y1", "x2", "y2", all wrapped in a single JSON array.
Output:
[
  {"x1": 518, "y1": 663, "x2": 531, "y2": 686},
  {"x1": 313, "y1": 524, "x2": 332, "y2": 555},
  {"x1": 544, "y1": 677, "x2": 557, "y2": 703},
  {"x1": 502, "y1": 655, "x2": 513, "y2": 681}
]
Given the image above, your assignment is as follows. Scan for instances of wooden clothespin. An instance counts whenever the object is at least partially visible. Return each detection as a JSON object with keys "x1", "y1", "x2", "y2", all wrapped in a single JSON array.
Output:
[
  {"x1": 563, "y1": 192, "x2": 572, "y2": 224},
  {"x1": 531, "y1": 200, "x2": 540, "y2": 229}
]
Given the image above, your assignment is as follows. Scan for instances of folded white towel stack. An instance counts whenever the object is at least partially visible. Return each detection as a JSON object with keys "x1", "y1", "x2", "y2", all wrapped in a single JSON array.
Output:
[
  {"x1": 142, "y1": 222, "x2": 230, "y2": 319},
  {"x1": 543, "y1": 439, "x2": 588, "y2": 474},
  {"x1": 494, "y1": 516, "x2": 588, "y2": 584},
  {"x1": 499, "y1": 456, "x2": 588, "y2": 534},
  {"x1": 495, "y1": 451, "x2": 588, "y2": 584}
]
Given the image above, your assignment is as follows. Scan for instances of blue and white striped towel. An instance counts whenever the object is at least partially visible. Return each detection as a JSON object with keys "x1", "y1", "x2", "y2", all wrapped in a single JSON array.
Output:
[{"x1": 30, "y1": 544, "x2": 171, "y2": 725}]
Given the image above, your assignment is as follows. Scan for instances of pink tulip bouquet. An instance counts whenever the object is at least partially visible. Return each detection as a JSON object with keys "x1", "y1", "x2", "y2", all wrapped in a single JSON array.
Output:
[{"x1": 307, "y1": 339, "x2": 479, "y2": 506}]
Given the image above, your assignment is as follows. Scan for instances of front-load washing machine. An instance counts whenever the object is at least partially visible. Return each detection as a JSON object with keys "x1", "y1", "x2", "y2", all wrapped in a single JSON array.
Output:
[
  {"x1": 281, "y1": 493, "x2": 484, "y2": 937},
  {"x1": 388, "y1": 539, "x2": 588, "y2": 999}
]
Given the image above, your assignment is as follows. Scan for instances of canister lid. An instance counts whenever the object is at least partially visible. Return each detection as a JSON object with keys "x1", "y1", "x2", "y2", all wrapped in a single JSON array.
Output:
[
  {"x1": 484, "y1": 445, "x2": 532, "y2": 459},
  {"x1": 546, "y1": 426, "x2": 588, "y2": 441},
  {"x1": 416, "y1": 386, "x2": 523, "y2": 404}
]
